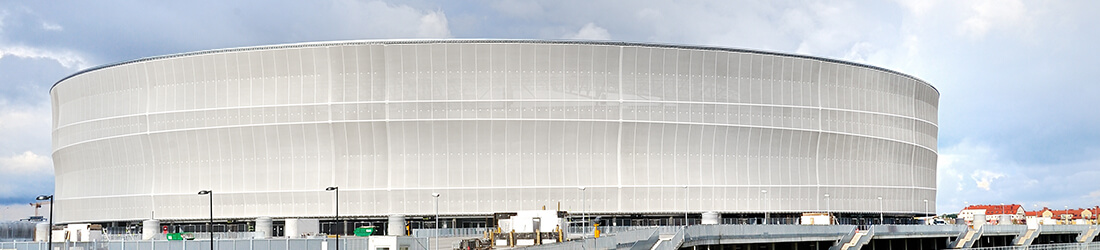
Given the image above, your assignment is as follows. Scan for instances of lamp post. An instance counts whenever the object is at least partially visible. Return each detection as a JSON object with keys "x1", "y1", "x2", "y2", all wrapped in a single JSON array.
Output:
[
  {"x1": 198, "y1": 190, "x2": 213, "y2": 250},
  {"x1": 683, "y1": 186, "x2": 689, "y2": 226},
  {"x1": 761, "y1": 190, "x2": 768, "y2": 224},
  {"x1": 924, "y1": 199, "x2": 930, "y2": 216},
  {"x1": 326, "y1": 187, "x2": 339, "y2": 250},
  {"x1": 578, "y1": 186, "x2": 586, "y2": 236},
  {"x1": 35, "y1": 195, "x2": 53, "y2": 249},
  {"x1": 877, "y1": 196, "x2": 884, "y2": 224},
  {"x1": 432, "y1": 193, "x2": 441, "y2": 250}
]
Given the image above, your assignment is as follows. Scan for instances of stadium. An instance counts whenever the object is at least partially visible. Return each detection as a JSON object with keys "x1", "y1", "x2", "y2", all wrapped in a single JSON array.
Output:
[{"x1": 50, "y1": 40, "x2": 938, "y2": 232}]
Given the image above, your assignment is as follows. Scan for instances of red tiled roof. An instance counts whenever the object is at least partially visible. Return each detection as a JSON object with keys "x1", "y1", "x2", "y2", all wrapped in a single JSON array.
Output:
[
  {"x1": 962, "y1": 204, "x2": 1022, "y2": 215},
  {"x1": 1036, "y1": 206, "x2": 1100, "y2": 220},
  {"x1": 962, "y1": 205, "x2": 1100, "y2": 219}
]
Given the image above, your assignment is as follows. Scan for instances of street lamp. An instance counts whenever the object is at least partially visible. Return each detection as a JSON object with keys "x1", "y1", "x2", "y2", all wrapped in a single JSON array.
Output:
[
  {"x1": 432, "y1": 193, "x2": 441, "y2": 250},
  {"x1": 198, "y1": 190, "x2": 213, "y2": 250},
  {"x1": 683, "y1": 186, "x2": 689, "y2": 226},
  {"x1": 578, "y1": 187, "x2": 586, "y2": 236},
  {"x1": 1065, "y1": 205, "x2": 1069, "y2": 224},
  {"x1": 924, "y1": 199, "x2": 930, "y2": 216},
  {"x1": 877, "y1": 196, "x2": 884, "y2": 224},
  {"x1": 35, "y1": 195, "x2": 53, "y2": 249},
  {"x1": 824, "y1": 194, "x2": 831, "y2": 225},
  {"x1": 761, "y1": 190, "x2": 768, "y2": 224},
  {"x1": 326, "y1": 187, "x2": 339, "y2": 250}
]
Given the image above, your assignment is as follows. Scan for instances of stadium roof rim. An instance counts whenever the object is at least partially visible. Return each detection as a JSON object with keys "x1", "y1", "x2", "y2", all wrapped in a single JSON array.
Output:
[{"x1": 50, "y1": 39, "x2": 937, "y2": 94}]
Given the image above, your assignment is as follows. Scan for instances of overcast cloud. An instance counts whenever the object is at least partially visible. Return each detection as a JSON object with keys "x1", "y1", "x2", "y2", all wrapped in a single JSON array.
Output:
[{"x1": 1, "y1": 0, "x2": 1098, "y2": 219}]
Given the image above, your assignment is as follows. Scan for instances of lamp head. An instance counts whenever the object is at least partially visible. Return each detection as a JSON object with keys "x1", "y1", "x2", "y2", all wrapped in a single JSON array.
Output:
[
  {"x1": 824, "y1": 194, "x2": 830, "y2": 197},
  {"x1": 877, "y1": 196, "x2": 882, "y2": 200},
  {"x1": 198, "y1": 190, "x2": 212, "y2": 195},
  {"x1": 760, "y1": 190, "x2": 767, "y2": 193},
  {"x1": 578, "y1": 187, "x2": 586, "y2": 191},
  {"x1": 431, "y1": 193, "x2": 440, "y2": 198},
  {"x1": 326, "y1": 187, "x2": 338, "y2": 191},
  {"x1": 36, "y1": 195, "x2": 53, "y2": 200}
]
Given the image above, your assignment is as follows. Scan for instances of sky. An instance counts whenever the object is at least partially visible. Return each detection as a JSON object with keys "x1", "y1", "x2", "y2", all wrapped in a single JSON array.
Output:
[{"x1": 1, "y1": 0, "x2": 1099, "y2": 220}]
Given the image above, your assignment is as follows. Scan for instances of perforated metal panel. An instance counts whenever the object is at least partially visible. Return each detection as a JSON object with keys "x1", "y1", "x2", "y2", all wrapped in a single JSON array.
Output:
[{"x1": 50, "y1": 40, "x2": 939, "y2": 223}]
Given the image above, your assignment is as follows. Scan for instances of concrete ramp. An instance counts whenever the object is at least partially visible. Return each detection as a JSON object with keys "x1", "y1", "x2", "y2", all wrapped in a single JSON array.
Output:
[
  {"x1": 830, "y1": 228, "x2": 873, "y2": 250},
  {"x1": 949, "y1": 226, "x2": 983, "y2": 249},
  {"x1": 1014, "y1": 228, "x2": 1040, "y2": 246},
  {"x1": 1077, "y1": 226, "x2": 1100, "y2": 243}
]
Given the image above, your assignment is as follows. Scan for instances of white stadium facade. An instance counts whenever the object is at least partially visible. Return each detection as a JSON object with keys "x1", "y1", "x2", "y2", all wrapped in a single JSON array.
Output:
[{"x1": 51, "y1": 40, "x2": 938, "y2": 231}]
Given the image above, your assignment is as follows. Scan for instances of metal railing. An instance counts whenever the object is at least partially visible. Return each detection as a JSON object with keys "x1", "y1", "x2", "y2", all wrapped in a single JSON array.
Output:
[
  {"x1": 965, "y1": 242, "x2": 1100, "y2": 250},
  {"x1": 565, "y1": 225, "x2": 682, "y2": 236},
  {"x1": 104, "y1": 231, "x2": 313, "y2": 241},
  {"x1": 598, "y1": 227, "x2": 659, "y2": 249},
  {"x1": 870, "y1": 224, "x2": 968, "y2": 238},
  {"x1": 532, "y1": 227, "x2": 660, "y2": 250},
  {"x1": 0, "y1": 237, "x2": 433, "y2": 250},
  {"x1": 983, "y1": 225, "x2": 1028, "y2": 235},
  {"x1": 412, "y1": 227, "x2": 489, "y2": 238}
]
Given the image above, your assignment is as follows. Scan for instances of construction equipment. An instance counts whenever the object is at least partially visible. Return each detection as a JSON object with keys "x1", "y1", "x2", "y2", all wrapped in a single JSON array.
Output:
[{"x1": 29, "y1": 201, "x2": 51, "y2": 217}]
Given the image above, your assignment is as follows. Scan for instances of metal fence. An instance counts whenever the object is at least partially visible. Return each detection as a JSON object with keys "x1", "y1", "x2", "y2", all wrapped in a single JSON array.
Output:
[
  {"x1": 0, "y1": 222, "x2": 36, "y2": 242},
  {"x1": 0, "y1": 237, "x2": 429, "y2": 250},
  {"x1": 411, "y1": 227, "x2": 489, "y2": 238},
  {"x1": 870, "y1": 224, "x2": 968, "y2": 238},
  {"x1": 517, "y1": 227, "x2": 660, "y2": 250},
  {"x1": 565, "y1": 225, "x2": 682, "y2": 236},
  {"x1": 104, "y1": 232, "x2": 265, "y2": 241},
  {"x1": 965, "y1": 242, "x2": 1100, "y2": 250}
]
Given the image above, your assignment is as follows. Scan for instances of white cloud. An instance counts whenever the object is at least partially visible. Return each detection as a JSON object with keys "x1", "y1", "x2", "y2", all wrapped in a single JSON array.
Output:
[
  {"x1": 937, "y1": 152, "x2": 964, "y2": 191},
  {"x1": 491, "y1": 0, "x2": 544, "y2": 18},
  {"x1": 0, "y1": 45, "x2": 90, "y2": 69},
  {"x1": 936, "y1": 137, "x2": 1100, "y2": 212},
  {"x1": 970, "y1": 170, "x2": 1005, "y2": 191},
  {"x1": 40, "y1": 22, "x2": 62, "y2": 31},
  {"x1": 0, "y1": 103, "x2": 54, "y2": 203},
  {"x1": 0, "y1": 151, "x2": 51, "y2": 175},
  {"x1": 842, "y1": 41, "x2": 876, "y2": 63},
  {"x1": 417, "y1": 11, "x2": 451, "y2": 38},
  {"x1": 636, "y1": 8, "x2": 662, "y2": 20},
  {"x1": 895, "y1": 0, "x2": 939, "y2": 16},
  {"x1": 958, "y1": 0, "x2": 1030, "y2": 39},
  {"x1": 329, "y1": 0, "x2": 452, "y2": 39},
  {"x1": 0, "y1": 103, "x2": 53, "y2": 160},
  {"x1": 565, "y1": 23, "x2": 610, "y2": 40},
  {"x1": 0, "y1": 9, "x2": 7, "y2": 32}
]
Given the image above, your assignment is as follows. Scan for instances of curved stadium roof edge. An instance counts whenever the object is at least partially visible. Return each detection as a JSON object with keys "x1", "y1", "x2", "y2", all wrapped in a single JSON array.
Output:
[{"x1": 51, "y1": 39, "x2": 937, "y2": 94}]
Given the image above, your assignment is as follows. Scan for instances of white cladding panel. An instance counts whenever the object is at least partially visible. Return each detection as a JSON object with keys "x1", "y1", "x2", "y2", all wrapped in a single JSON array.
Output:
[{"x1": 51, "y1": 40, "x2": 939, "y2": 223}]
